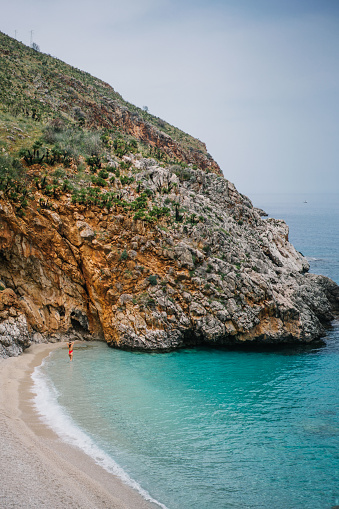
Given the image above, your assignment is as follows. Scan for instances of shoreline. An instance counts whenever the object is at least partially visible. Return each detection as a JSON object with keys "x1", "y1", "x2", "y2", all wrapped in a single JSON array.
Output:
[{"x1": 0, "y1": 342, "x2": 158, "y2": 509}]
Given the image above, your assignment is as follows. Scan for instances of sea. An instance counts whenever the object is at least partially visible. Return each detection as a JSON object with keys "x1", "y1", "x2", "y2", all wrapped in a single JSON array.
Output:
[{"x1": 32, "y1": 193, "x2": 339, "y2": 509}]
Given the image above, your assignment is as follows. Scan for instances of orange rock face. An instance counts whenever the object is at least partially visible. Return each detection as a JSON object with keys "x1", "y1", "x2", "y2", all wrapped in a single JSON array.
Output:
[
  {"x1": 1, "y1": 160, "x2": 338, "y2": 357},
  {"x1": 0, "y1": 32, "x2": 338, "y2": 356}
]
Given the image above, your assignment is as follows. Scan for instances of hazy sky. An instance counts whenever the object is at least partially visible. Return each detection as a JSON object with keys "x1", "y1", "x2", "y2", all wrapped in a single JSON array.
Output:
[{"x1": 1, "y1": 0, "x2": 339, "y2": 197}]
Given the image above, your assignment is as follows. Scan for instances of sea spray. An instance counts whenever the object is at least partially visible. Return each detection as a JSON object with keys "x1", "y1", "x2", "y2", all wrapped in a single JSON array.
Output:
[{"x1": 31, "y1": 356, "x2": 168, "y2": 509}]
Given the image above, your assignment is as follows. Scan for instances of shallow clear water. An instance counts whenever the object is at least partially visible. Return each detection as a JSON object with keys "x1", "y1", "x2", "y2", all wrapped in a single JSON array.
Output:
[{"x1": 33, "y1": 193, "x2": 339, "y2": 509}]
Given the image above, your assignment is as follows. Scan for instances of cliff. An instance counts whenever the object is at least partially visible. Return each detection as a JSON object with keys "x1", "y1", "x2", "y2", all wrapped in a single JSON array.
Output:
[{"x1": 0, "y1": 32, "x2": 338, "y2": 357}]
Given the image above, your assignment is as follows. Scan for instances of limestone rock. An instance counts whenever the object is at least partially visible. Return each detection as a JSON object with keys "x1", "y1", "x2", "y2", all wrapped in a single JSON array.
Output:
[
  {"x1": 0, "y1": 148, "x2": 338, "y2": 354},
  {"x1": 0, "y1": 313, "x2": 31, "y2": 357}
]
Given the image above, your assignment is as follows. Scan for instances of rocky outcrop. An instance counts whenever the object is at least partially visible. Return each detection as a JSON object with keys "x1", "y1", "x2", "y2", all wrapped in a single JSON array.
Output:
[
  {"x1": 0, "y1": 284, "x2": 90, "y2": 358},
  {"x1": 0, "y1": 288, "x2": 31, "y2": 357},
  {"x1": 86, "y1": 99, "x2": 221, "y2": 175},
  {"x1": 0, "y1": 159, "x2": 338, "y2": 357},
  {"x1": 0, "y1": 31, "x2": 338, "y2": 356}
]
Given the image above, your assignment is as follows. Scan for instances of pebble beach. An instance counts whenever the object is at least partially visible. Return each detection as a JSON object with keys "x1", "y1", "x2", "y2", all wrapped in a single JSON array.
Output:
[{"x1": 0, "y1": 343, "x2": 155, "y2": 509}]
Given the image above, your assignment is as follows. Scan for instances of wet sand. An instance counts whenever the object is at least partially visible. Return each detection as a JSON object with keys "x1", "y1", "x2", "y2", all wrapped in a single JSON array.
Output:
[{"x1": 0, "y1": 342, "x2": 157, "y2": 508}]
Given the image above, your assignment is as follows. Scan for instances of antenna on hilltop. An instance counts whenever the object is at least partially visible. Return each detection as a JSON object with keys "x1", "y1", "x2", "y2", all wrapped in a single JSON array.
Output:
[
  {"x1": 14, "y1": 30, "x2": 17, "y2": 39},
  {"x1": 30, "y1": 30, "x2": 33, "y2": 47}
]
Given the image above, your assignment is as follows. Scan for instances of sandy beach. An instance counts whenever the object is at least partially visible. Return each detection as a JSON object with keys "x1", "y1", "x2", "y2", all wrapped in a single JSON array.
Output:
[{"x1": 0, "y1": 342, "x2": 157, "y2": 509}]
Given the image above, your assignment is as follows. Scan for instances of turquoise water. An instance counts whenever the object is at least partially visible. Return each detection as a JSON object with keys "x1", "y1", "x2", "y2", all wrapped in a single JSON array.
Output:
[{"x1": 33, "y1": 193, "x2": 339, "y2": 509}]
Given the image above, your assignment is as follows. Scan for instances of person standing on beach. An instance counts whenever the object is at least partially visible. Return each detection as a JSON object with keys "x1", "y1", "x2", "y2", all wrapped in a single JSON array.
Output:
[{"x1": 68, "y1": 341, "x2": 74, "y2": 361}]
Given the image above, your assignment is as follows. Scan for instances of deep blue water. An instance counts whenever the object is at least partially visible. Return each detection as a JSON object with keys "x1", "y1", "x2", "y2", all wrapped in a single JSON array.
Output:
[{"x1": 33, "y1": 193, "x2": 339, "y2": 509}]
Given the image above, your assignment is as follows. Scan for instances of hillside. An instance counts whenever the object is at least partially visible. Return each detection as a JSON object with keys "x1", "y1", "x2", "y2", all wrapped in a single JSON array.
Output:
[
  {"x1": 0, "y1": 31, "x2": 220, "y2": 174},
  {"x1": 0, "y1": 31, "x2": 338, "y2": 357}
]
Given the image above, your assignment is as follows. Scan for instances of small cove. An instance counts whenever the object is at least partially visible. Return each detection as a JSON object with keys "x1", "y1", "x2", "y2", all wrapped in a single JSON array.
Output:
[{"x1": 33, "y1": 193, "x2": 339, "y2": 509}]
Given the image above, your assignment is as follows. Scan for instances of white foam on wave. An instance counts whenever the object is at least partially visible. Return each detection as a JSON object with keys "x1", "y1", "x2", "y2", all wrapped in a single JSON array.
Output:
[
  {"x1": 31, "y1": 356, "x2": 168, "y2": 509},
  {"x1": 305, "y1": 256, "x2": 323, "y2": 262}
]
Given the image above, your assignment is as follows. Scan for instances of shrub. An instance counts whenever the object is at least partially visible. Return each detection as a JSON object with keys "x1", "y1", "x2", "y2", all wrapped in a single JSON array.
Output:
[
  {"x1": 113, "y1": 138, "x2": 129, "y2": 157},
  {"x1": 62, "y1": 180, "x2": 73, "y2": 192},
  {"x1": 120, "y1": 161, "x2": 132, "y2": 170},
  {"x1": 174, "y1": 204, "x2": 184, "y2": 222},
  {"x1": 0, "y1": 155, "x2": 32, "y2": 211},
  {"x1": 91, "y1": 176, "x2": 107, "y2": 187},
  {"x1": 119, "y1": 249, "x2": 128, "y2": 261},
  {"x1": 148, "y1": 275, "x2": 157, "y2": 286},
  {"x1": 189, "y1": 213, "x2": 198, "y2": 225},
  {"x1": 131, "y1": 194, "x2": 147, "y2": 209},
  {"x1": 86, "y1": 155, "x2": 101, "y2": 171},
  {"x1": 170, "y1": 165, "x2": 191, "y2": 182},
  {"x1": 149, "y1": 206, "x2": 170, "y2": 219},
  {"x1": 43, "y1": 126, "x2": 102, "y2": 160},
  {"x1": 19, "y1": 146, "x2": 44, "y2": 166},
  {"x1": 0, "y1": 153, "x2": 24, "y2": 180},
  {"x1": 98, "y1": 169, "x2": 109, "y2": 179},
  {"x1": 129, "y1": 139, "x2": 138, "y2": 152},
  {"x1": 133, "y1": 210, "x2": 145, "y2": 221},
  {"x1": 144, "y1": 188, "x2": 153, "y2": 197},
  {"x1": 120, "y1": 176, "x2": 134, "y2": 185},
  {"x1": 101, "y1": 133, "x2": 113, "y2": 148}
]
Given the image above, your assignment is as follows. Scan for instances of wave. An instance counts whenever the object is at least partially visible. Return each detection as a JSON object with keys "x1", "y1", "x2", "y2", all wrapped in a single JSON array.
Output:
[
  {"x1": 306, "y1": 256, "x2": 324, "y2": 262},
  {"x1": 31, "y1": 356, "x2": 168, "y2": 509}
]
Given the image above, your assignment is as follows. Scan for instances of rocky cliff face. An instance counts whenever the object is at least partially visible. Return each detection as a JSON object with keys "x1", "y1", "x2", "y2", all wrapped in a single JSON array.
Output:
[
  {"x1": 0, "y1": 32, "x2": 338, "y2": 357},
  {"x1": 0, "y1": 288, "x2": 31, "y2": 357},
  {"x1": 1, "y1": 157, "x2": 338, "y2": 357}
]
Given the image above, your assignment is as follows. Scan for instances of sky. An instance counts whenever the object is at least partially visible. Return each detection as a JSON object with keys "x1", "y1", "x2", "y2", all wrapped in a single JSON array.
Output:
[{"x1": 1, "y1": 0, "x2": 339, "y2": 198}]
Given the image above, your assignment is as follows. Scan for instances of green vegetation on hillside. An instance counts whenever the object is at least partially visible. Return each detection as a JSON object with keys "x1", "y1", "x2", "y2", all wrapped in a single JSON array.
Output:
[
  {"x1": 0, "y1": 31, "x2": 209, "y2": 157},
  {"x1": 0, "y1": 30, "x2": 221, "y2": 228}
]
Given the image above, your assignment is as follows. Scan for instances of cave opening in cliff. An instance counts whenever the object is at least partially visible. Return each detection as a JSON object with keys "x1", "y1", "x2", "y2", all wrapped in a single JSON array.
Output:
[{"x1": 70, "y1": 310, "x2": 89, "y2": 334}]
